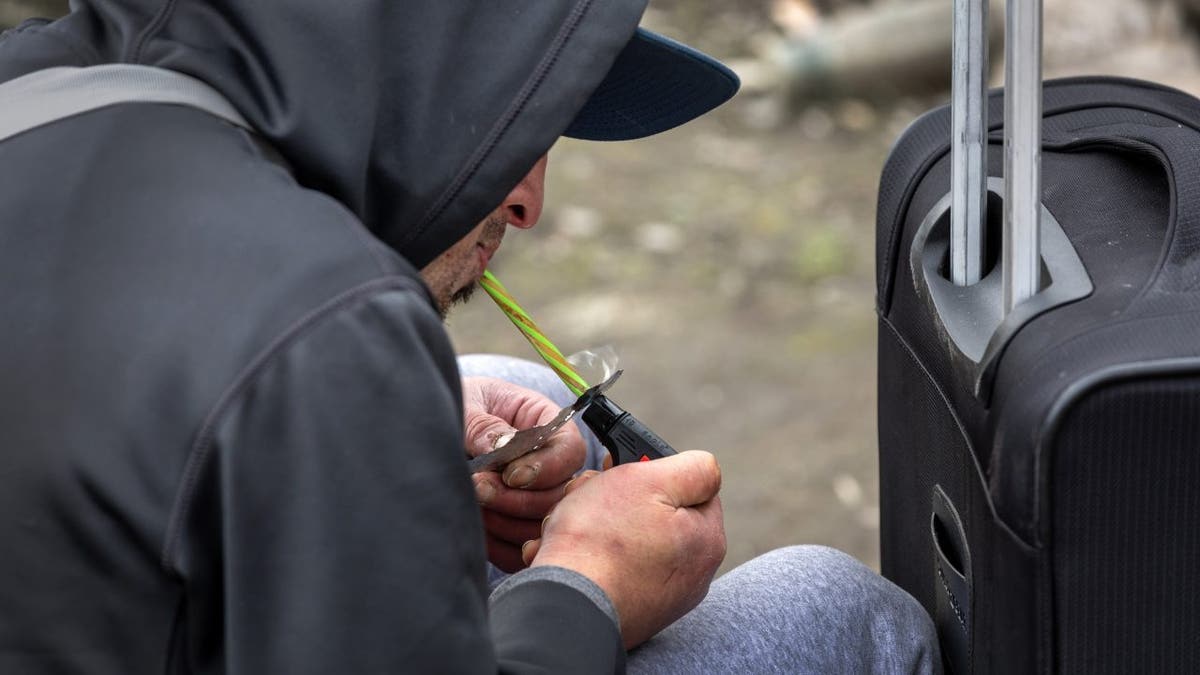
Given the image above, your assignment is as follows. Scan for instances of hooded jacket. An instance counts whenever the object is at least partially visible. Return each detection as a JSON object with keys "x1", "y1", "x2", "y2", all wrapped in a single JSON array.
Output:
[{"x1": 0, "y1": 1, "x2": 651, "y2": 672}]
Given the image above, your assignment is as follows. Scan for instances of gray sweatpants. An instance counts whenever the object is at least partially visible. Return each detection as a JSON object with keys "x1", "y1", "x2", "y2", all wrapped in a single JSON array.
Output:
[{"x1": 459, "y1": 354, "x2": 941, "y2": 674}]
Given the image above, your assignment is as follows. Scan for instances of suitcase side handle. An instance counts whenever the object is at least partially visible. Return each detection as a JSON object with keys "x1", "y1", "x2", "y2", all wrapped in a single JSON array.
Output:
[{"x1": 932, "y1": 485, "x2": 972, "y2": 675}]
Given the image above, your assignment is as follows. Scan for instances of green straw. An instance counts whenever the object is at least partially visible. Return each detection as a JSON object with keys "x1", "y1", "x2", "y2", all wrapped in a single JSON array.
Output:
[{"x1": 480, "y1": 270, "x2": 590, "y2": 397}]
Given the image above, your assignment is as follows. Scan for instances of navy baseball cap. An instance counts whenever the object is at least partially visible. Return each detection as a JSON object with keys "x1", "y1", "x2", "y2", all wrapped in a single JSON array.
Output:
[{"x1": 564, "y1": 27, "x2": 740, "y2": 141}]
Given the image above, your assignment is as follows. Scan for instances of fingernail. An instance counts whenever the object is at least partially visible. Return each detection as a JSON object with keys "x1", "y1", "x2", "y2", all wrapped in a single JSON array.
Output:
[
  {"x1": 541, "y1": 514, "x2": 551, "y2": 533},
  {"x1": 493, "y1": 431, "x2": 515, "y2": 449},
  {"x1": 473, "y1": 477, "x2": 495, "y2": 505},
  {"x1": 504, "y1": 464, "x2": 538, "y2": 488}
]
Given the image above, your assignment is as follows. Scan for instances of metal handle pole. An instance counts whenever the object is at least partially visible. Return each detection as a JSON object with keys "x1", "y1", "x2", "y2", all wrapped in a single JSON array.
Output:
[
  {"x1": 1003, "y1": 0, "x2": 1042, "y2": 313},
  {"x1": 951, "y1": 0, "x2": 989, "y2": 286}
]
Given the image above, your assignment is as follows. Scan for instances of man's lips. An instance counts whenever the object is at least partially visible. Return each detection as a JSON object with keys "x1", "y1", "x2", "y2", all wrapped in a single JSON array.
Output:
[
  {"x1": 477, "y1": 243, "x2": 498, "y2": 270},
  {"x1": 477, "y1": 234, "x2": 503, "y2": 270}
]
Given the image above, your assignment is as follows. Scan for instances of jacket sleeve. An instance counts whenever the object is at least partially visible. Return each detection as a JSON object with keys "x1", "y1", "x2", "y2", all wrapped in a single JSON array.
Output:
[{"x1": 164, "y1": 284, "x2": 623, "y2": 673}]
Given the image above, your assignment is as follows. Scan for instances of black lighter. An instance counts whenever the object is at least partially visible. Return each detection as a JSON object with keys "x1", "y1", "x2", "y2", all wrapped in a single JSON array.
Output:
[{"x1": 581, "y1": 394, "x2": 678, "y2": 465}]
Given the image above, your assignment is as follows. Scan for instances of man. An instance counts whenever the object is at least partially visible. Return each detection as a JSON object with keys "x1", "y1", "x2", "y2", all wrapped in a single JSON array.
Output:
[{"x1": 0, "y1": 0, "x2": 938, "y2": 672}]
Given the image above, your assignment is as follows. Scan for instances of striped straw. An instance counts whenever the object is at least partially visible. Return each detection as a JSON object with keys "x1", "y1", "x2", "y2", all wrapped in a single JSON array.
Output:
[{"x1": 480, "y1": 270, "x2": 590, "y2": 397}]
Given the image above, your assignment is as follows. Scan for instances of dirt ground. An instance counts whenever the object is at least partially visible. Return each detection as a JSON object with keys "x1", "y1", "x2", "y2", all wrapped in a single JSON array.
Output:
[{"x1": 447, "y1": 0, "x2": 1200, "y2": 573}]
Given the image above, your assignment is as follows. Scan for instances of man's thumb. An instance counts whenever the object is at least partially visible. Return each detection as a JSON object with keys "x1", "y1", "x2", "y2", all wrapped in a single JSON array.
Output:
[{"x1": 637, "y1": 450, "x2": 721, "y2": 507}]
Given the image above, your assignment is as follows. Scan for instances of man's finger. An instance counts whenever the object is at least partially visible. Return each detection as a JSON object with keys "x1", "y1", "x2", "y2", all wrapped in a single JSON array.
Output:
[
  {"x1": 463, "y1": 413, "x2": 517, "y2": 459},
  {"x1": 485, "y1": 533, "x2": 527, "y2": 574},
  {"x1": 481, "y1": 509, "x2": 544, "y2": 546},
  {"x1": 474, "y1": 473, "x2": 566, "y2": 518},
  {"x1": 500, "y1": 426, "x2": 586, "y2": 490},
  {"x1": 521, "y1": 538, "x2": 542, "y2": 566},
  {"x1": 563, "y1": 470, "x2": 600, "y2": 496}
]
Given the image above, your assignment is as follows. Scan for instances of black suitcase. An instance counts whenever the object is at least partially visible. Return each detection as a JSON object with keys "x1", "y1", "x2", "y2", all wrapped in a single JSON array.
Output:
[{"x1": 875, "y1": 1, "x2": 1200, "y2": 673}]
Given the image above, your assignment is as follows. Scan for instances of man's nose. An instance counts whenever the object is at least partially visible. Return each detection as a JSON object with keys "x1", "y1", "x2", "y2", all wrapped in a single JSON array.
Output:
[{"x1": 501, "y1": 154, "x2": 547, "y2": 229}]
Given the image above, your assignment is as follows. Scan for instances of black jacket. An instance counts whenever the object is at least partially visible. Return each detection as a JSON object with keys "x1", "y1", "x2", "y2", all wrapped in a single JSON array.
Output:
[{"x1": 0, "y1": 0, "x2": 647, "y2": 671}]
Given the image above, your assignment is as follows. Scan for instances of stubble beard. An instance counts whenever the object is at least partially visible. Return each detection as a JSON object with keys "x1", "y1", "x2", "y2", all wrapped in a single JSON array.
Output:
[
  {"x1": 447, "y1": 282, "x2": 477, "y2": 315},
  {"x1": 438, "y1": 213, "x2": 506, "y2": 320},
  {"x1": 430, "y1": 283, "x2": 475, "y2": 321}
]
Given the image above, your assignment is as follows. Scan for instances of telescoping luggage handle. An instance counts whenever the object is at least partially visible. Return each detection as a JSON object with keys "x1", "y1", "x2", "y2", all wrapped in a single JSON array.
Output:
[
  {"x1": 909, "y1": 0, "x2": 1092, "y2": 399},
  {"x1": 952, "y1": 0, "x2": 1042, "y2": 311}
]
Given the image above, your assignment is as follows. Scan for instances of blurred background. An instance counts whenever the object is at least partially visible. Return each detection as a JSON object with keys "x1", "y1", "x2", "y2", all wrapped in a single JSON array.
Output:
[{"x1": 6, "y1": 0, "x2": 1200, "y2": 573}]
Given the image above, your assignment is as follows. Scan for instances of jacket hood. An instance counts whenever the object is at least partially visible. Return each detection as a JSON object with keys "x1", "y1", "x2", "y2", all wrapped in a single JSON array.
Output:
[{"x1": 56, "y1": 0, "x2": 650, "y2": 268}]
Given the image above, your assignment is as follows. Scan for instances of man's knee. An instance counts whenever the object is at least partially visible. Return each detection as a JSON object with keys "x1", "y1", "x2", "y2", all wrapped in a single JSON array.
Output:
[
  {"x1": 458, "y1": 353, "x2": 555, "y2": 385},
  {"x1": 755, "y1": 545, "x2": 940, "y2": 671},
  {"x1": 458, "y1": 353, "x2": 573, "y2": 405},
  {"x1": 657, "y1": 546, "x2": 939, "y2": 674},
  {"x1": 761, "y1": 545, "x2": 933, "y2": 624}
]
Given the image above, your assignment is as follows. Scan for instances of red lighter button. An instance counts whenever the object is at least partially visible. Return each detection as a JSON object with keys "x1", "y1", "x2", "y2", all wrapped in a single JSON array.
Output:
[{"x1": 639, "y1": 455, "x2": 650, "y2": 462}]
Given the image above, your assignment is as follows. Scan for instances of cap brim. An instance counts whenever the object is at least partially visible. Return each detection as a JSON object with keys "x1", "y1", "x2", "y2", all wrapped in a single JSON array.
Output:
[{"x1": 563, "y1": 27, "x2": 740, "y2": 141}]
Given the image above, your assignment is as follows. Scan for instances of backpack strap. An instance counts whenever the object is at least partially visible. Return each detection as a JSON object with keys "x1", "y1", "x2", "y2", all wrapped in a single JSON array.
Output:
[{"x1": 0, "y1": 64, "x2": 251, "y2": 143}]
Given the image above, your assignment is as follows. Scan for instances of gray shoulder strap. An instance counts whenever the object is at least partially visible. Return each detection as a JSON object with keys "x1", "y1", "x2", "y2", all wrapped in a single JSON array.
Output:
[{"x1": 0, "y1": 64, "x2": 252, "y2": 143}]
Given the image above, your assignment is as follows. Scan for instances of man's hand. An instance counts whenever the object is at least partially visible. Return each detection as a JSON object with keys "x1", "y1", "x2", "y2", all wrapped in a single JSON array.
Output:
[
  {"x1": 524, "y1": 450, "x2": 726, "y2": 649},
  {"x1": 462, "y1": 376, "x2": 588, "y2": 572}
]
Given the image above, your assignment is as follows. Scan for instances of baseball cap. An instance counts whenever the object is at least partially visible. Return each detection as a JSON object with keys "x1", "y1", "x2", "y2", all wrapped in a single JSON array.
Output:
[{"x1": 564, "y1": 27, "x2": 740, "y2": 141}]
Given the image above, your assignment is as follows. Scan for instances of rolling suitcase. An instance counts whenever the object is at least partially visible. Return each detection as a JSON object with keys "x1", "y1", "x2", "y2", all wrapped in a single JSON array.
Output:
[{"x1": 875, "y1": 0, "x2": 1200, "y2": 672}]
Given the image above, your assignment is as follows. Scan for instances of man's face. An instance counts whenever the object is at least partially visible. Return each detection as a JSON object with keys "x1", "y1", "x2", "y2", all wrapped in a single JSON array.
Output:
[
  {"x1": 420, "y1": 155, "x2": 548, "y2": 318},
  {"x1": 419, "y1": 209, "x2": 506, "y2": 317}
]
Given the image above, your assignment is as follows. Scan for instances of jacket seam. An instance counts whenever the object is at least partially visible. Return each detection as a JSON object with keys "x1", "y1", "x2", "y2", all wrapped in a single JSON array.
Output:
[
  {"x1": 158, "y1": 275, "x2": 428, "y2": 574},
  {"x1": 130, "y1": 0, "x2": 177, "y2": 64}
]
